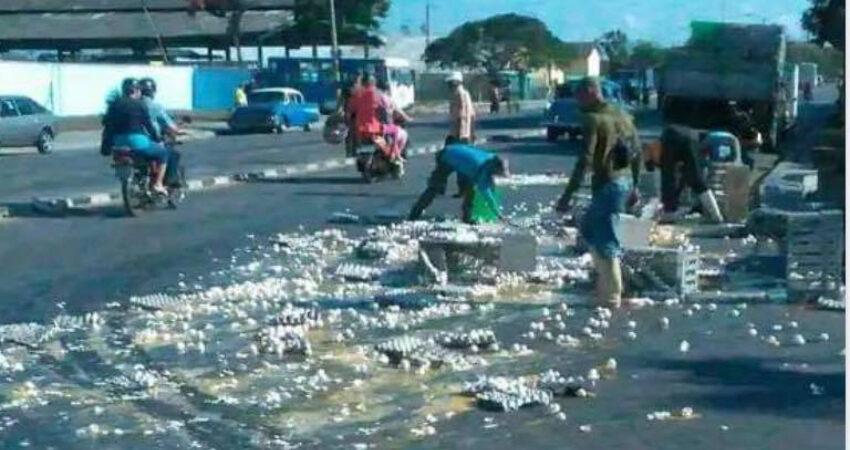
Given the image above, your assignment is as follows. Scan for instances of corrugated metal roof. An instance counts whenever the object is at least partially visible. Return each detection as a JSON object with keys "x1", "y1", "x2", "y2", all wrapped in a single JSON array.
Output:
[
  {"x1": 0, "y1": 0, "x2": 293, "y2": 13},
  {"x1": 0, "y1": 10, "x2": 292, "y2": 48}
]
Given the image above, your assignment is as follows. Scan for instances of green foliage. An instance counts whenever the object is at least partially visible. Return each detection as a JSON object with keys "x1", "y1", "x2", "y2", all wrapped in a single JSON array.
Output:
[
  {"x1": 290, "y1": 0, "x2": 390, "y2": 46},
  {"x1": 629, "y1": 40, "x2": 667, "y2": 68},
  {"x1": 598, "y1": 29, "x2": 629, "y2": 71},
  {"x1": 423, "y1": 14, "x2": 565, "y2": 72},
  {"x1": 801, "y1": 0, "x2": 845, "y2": 50},
  {"x1": 787, "y1": 41, "x2": 845, "y2": 77}
]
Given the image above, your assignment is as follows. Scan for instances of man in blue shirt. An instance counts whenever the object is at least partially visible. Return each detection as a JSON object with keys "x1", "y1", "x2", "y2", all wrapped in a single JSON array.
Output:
[
  {"x1": 408, "y1": 137, "x2": 508, "y2": 223},
  {"x1": 140, "y1": 78, "x2": 185, "y2": 187}
]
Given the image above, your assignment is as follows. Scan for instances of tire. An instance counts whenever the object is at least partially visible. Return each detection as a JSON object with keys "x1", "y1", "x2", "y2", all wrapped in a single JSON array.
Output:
[
  {"x1": 303, "y1": 122, "x2": 312, "y2": 132},
  {"x1": 121, "y1": 178, "x2": 139, "y2": 217},
  {"x1": 36, "y1": 129, "x2": 54, "y2": 154},
  {"x1": 546, "y1": 127, "x2": 560, "y2": 142},
  {"x1": 360, "y1": 155, "x2": 374, "y2": 183}
]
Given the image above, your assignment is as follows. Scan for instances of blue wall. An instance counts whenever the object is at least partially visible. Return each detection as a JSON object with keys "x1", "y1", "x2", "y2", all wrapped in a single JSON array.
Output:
[{"x1": 192, "y1": 67, "x2": 252, "y2": 111}]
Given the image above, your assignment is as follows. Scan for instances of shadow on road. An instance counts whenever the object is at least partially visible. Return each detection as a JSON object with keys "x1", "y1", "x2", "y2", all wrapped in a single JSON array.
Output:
[
  {"x1": 253, "y1": 176, "x2": 366, "y2": 185},
  {"x1": 2, "y1": 202, "x2": 134, "y2": 220},
  {"x1": 296, "y1": 191, "x2": 413, "y2": 199},
  {"x1": 643, "y1": 356, "x2": 845, "y2": 420}
]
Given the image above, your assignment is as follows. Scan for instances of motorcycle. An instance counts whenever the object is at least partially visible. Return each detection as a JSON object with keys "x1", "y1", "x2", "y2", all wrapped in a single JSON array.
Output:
[
  {"x1": 355, "y1": 133, "x2": 407, "y2": 183},
  {"x1": 112, "y1": 141, "x2": 186, "y2": 217},
  {"x1": 324, "y1": 113, "x2": 409, "y2": 183}
]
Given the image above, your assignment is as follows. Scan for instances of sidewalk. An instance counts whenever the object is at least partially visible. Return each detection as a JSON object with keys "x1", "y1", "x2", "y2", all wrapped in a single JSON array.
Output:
[{"x1": 407, "y1": 99, "x2": 548, "y2": 116}]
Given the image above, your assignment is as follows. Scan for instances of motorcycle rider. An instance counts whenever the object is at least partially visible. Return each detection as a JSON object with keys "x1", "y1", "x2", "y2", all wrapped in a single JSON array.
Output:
[
  {"x1": 347, "y1": 72, "x2": 393, "y2": 160},
  {"x1": 139, "y1": 78, "x2": 185, "y2": 187},
  {"x1": 376, "y1": 79, "x2": 411, "y2": 162},
  {"x1": 103, "y1": 78, "x2": 169, "y2": 194}
]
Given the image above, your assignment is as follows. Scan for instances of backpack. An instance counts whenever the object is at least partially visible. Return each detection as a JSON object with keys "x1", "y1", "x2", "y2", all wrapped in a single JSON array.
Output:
[
  {"x1": 610, "y1": 136, "x2": 635, "y2": 170},
  {"x1": 609, "y1": 110, "x2": 638, "y2": 170}
]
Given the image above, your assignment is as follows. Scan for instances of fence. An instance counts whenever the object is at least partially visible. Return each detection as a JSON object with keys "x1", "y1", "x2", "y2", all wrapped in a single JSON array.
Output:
[{"x1": 0, "y1": 61, "x2": 246, "y2": 116}]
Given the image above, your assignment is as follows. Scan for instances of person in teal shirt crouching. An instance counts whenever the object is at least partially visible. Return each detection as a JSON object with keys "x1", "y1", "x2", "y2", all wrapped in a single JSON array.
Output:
[{"x1": 408, "y1": 137, "x2": 509, "y2": 223}]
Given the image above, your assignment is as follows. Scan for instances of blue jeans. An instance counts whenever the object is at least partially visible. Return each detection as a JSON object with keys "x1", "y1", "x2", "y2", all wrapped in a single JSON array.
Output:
[
  {"x1": 581, "y1": 177, "x2": 632, "y2": 259},
  {"x1": 113, "y1": 133, "x2": 168, "y2": 164}
]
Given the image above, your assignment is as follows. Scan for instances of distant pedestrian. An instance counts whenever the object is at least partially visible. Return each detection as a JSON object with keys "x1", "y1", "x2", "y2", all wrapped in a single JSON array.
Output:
[
  {"x1": 555, "y1": 76, "x2": 641, "y2": 309},
  {"x1": 234, "y1": 83, "x2": 248, "y2": 108},
  {"x1": 489, "y1": 81, "x2": 501, "y2": 114},
  {"x1": 446, "y1": 71, "x2": 476, "y2": 143}
]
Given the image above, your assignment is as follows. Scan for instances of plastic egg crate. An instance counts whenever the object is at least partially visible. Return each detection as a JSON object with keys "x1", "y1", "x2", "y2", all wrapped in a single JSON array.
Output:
[{"x1": 784, "y1": 210, "x2": 844, "y2": 294}]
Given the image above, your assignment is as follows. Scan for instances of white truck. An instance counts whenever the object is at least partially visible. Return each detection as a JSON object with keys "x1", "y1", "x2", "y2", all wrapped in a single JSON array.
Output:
[{"x1": 798, "y1": 62, "x2": 818, "y2": 88}]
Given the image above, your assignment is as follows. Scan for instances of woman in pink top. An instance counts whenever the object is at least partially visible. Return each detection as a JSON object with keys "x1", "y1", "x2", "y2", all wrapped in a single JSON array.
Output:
[{"x1": 377, "y1": 79, "x2": 412, "y2": 161}]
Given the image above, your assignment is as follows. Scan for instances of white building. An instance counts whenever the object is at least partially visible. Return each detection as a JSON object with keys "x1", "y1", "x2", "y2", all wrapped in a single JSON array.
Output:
[{"x1": 560, "y1": 42, "x2": 606, "y2": 78}]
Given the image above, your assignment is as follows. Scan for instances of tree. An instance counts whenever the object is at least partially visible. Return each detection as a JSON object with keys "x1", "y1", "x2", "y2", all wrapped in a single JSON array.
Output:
[
  {"x1": 801, "y1": 0, "x2": 845, "y2": 50},
  {"x1": 288, "y1": 0, "x2": 390, "y2": 49},
  {"x1": 629, "y1": 40, "x2": 667, "y2": 69},
  {"x1": 423, "y1": 14, "x2": 565, "y2": 74},
  {"x1": 787, "y1": 41, "x2": 844, "y2": 77},
  {"x1": 597, "y1": 29, "x2": 629, "y2": 72},
  {"x1": 187, "y1": 0, "x2": 247, "y2": 62}
]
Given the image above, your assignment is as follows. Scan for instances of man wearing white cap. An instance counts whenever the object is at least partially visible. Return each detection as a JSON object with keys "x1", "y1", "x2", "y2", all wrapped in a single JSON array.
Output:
[{"x1": 446, "y1": 71, "x2": 476, "y2": 144}]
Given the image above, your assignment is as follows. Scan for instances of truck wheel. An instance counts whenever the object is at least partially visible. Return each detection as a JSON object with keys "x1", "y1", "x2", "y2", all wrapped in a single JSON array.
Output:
[{"x1": 546, "y1": 127, "x2": 559, "y2": 142}]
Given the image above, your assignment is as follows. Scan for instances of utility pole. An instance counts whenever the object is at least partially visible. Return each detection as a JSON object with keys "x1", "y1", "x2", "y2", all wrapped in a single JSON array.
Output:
[
  {"x1": 329, "y1": 0, "x2": 341, "y2": 83},
  {"x1": 140, "y1": 0, "x2": 169, "y2": 64},
  {"x1": 425, "y1": 1, "x2": 431, "y2": 48}
]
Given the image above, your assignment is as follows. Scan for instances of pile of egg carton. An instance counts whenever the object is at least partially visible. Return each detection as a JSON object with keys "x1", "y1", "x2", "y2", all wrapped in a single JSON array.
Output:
[
  {"x1": 269, "y1": 306, "x2": 321, "y2": 328},
  {"x1": 463, "y1": 375, "x2": 552, "y2": 412},
  {"x1": 816, "y1": 294, "x2": 845, "y2": 311},
  {"x1": 437, "y1": 328, "x2": 498, "y2": 350},
  {"x1": 374, "y1": 336, "x2": 426, "y2": 364},
  {"x1": 130, "y1": 293, "x2": 194, "y2": 311},
  {"x1": 374, "y1": 335, "x2": 475, "y2": 370},
  {"x1": 537, "y1": 369, "x2": 590, "y2": 397},
  {"x1": 0, "y1": 323, "x2": 58, "y2": 348},
  {"x1": 375, "y1": 289, "x2": 432, "y2": 310},
  {"x1": 255, "y1": 325, "x2": 312, "y2": 356},
  {"x1": 334, "y1": 263, "x2": 386, "y2": 282}
]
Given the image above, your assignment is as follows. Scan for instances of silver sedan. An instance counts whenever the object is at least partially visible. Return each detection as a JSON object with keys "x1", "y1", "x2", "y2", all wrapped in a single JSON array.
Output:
[{"x1": 0, "y1": 96, "x2": 58, "y2": 154}]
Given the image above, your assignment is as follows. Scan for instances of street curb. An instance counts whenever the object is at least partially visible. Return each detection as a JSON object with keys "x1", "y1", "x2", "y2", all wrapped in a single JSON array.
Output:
[{"x1": 26, "y1": 129, "x2": 545, "y2": 215}]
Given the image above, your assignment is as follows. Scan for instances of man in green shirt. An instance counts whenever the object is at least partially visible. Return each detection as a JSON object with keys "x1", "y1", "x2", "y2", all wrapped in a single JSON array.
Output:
[{"x1": 555, "y1": 77, "x2": 641, "y2": 308}]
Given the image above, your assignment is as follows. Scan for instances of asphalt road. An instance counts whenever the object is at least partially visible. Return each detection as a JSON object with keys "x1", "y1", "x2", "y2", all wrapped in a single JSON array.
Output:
[
  {"x1": 0, "y1": 110, "x2": 550, "y2": 204},
  {"x1": 0, "y1": 103, "x2": 842, "y2": 450},
  {"x1": 0, "y1": 133, "x2": 576, "y2": 323}
]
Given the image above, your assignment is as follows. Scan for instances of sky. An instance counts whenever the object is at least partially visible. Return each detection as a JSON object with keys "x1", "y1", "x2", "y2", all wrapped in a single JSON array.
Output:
[{"x1": 380, "y1": 0, "x2": 812, "y2": 46}]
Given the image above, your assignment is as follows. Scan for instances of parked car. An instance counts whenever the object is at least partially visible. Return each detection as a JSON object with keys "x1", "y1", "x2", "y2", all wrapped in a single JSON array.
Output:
[
  {"x1": 0, "y1": 96, "x2": 57, "y2": 153},
  {"x1": 228, "y1": 87, "x2": 320, "y2": 134},
  {"x1": 542, "y1": 79, "x2": 629, "y2": 142}
]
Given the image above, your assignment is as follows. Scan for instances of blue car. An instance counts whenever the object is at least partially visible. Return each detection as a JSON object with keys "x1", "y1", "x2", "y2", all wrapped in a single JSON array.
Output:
[
  {"x1": 228, "y1": 88, "x2": 320, "y2": 134},
  {"x1": 542, "y1": 79, "x2": 629, "y2": 142}
]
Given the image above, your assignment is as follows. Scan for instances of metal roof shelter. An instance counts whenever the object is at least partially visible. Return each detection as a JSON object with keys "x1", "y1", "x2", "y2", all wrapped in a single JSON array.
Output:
[{"x1": 0, "y1": 0, "x2": 295, "y2": 55}]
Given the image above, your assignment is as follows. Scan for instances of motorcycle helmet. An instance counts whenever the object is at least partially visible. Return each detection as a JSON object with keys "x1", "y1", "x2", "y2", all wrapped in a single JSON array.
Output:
[
  {"x1": 121, "y1": 78, "x2": 140, "y2": 97},
  {"x1": 139, "y1": 78, "x2": 157, "y2": 98}
]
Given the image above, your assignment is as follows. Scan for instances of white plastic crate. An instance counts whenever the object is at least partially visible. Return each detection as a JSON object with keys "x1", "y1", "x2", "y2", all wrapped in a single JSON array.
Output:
[
  {"x1": 785, "y1": 210, "x2": 844, "y2": 293},
  {"x1": 624, "y1": 246, "x2": 700, "y2": 295}
]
